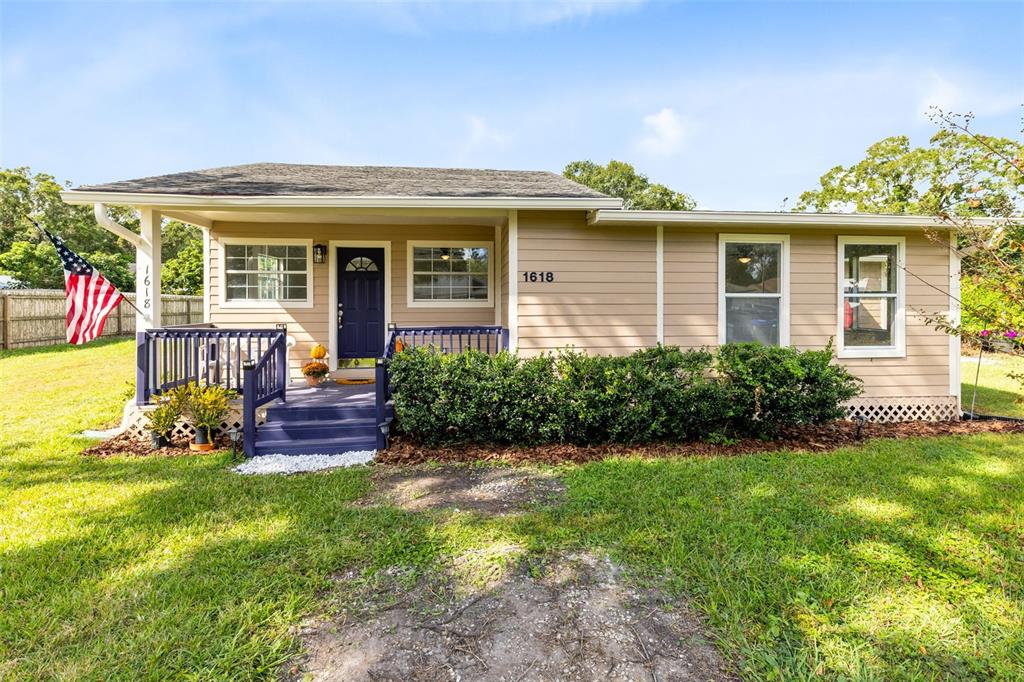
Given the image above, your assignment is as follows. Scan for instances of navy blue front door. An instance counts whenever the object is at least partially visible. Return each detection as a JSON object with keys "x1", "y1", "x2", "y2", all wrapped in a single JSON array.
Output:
[{"x1": 337, "y1": 247, "x2": 385, "y2": 358}]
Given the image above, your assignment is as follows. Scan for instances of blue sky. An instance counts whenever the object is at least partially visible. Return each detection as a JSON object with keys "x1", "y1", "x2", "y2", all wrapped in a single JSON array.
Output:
[{"x1": 2, "y1": 1, "x2": 1022, "y2": 210}]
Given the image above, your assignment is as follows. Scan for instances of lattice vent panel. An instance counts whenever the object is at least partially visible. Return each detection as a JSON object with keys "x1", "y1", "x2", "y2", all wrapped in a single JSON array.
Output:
[
  {"x1": 121, "y1": 401, "x2": 267, "y2": 441},
  {"x1": 845, "y1": 397, "x2": 960, "y2": 423}
]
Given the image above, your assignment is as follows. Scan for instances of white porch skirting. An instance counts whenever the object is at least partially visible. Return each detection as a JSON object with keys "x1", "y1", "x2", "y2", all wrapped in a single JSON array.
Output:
[
  {"x1": 119, "y1": 398, "x2": 267, "y2": 442},
  {"x1": 845, "y1": 396, "x2": 960, "y2": 423}
]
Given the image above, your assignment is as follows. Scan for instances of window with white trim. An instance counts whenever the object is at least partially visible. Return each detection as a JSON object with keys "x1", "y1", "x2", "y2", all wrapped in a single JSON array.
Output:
[
  {"x1": 838, "y1": 236, "x2": 905, "y2": 357},
  {"x1": 719, "y1": 235, "x2": 789, "y2": 346},
  {"x1": 224, "y1": 243, "x2": 310, "y2": 302},
  {"x1": 408, "y1": 243, "x2": 491, "y2": 306}
]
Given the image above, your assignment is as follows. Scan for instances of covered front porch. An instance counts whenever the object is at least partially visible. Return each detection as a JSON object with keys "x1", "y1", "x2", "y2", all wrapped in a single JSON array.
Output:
[
  {"x1": 134, "y1": 323, "x2": 509, "y2": 456},
  {"x1": 81, "y1": 199, "x2": 517, "y2": 456}
]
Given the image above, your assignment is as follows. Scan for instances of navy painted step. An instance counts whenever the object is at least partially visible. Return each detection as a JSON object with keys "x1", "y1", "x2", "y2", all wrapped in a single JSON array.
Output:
[
  {"x1": 253, "y1": 390, "x2": 392, "y2": 455},
  {"x1": 264, "y1": 404, "x2": 380, "y2": 422},
  {"x1": 253, "y1": 434, "x2": 378, "y2": 456},
  {"x1": 258, "y1": 417, "x2": 376, "y2": 440}
]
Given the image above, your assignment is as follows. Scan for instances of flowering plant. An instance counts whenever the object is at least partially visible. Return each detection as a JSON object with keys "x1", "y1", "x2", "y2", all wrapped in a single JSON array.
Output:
[{"x1": 302, "y1": 361, "x2": 329, "y2": 378}]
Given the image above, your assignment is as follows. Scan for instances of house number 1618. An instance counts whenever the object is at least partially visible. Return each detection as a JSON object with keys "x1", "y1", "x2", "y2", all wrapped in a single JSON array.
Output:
[{"x1": 522, "y1": 271, "x2": 555, "y2": 283}]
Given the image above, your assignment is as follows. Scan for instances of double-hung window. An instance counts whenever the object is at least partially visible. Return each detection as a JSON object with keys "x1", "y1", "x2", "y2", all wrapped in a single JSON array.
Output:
[
  {"x1": 719, "y1": 235, "x2": 790, "y2": 346},
  {"x1": 408, "y1": 242, "x2": 492, "y2": 307},
  {"x1": 222, "y1": 239, "x2": 312, "y2": 307},
  {"x1": 838, "y1": 236, "x2": 905, "y2": 358}
]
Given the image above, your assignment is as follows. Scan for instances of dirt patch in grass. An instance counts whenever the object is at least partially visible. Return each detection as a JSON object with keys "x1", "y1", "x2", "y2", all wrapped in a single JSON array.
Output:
[
  {"x1": 362, "y1": 465, "x2": 565, "y2": 515},
  {"x1": 377, "y1": 419, "x2": 1024, "y2": 465},
  {"x1": 291, "y1": 552, "x2": 735, "y2": 682}
]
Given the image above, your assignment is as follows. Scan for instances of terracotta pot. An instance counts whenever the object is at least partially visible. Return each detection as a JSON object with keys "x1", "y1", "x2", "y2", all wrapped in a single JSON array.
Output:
[
  {"x1": 305, "y1": 375, "x2": 323, "y2": 386},
  {"x1": 189, "y1": 441, "x2": 215, "y2": 452}
]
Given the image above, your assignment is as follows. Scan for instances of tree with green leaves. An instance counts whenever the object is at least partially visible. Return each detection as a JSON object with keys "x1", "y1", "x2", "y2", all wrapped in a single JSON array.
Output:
[
  {"x1": 0, "y1": 167, "x2": 204, "y2": 295},
  {"x1": 162, "y1": 240, "x2": 204, "y2": 295},
  {"x1": 563, "y1": 160, "x2": 696, "y2": 210},
  {"x1": 0, "y1": 167, "x2": 134, "y2": 255},
  {"x1": 796, "y1": 129, "x2": 1021, "y2": 217}
]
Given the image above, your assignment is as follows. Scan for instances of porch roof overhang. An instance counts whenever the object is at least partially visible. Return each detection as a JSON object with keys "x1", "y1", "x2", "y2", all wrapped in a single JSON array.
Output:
[
  {"x1": 61, "y1": 192, "x2": 623, "y2": 228},
  {"x1": 587, "y1": 209, "x2": 1009, "y2": 230}
]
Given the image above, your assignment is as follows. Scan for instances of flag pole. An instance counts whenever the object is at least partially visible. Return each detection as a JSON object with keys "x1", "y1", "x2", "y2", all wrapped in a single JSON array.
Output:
[{"x1": 30, "y1": 217, "x2": 146, "y2": 317}]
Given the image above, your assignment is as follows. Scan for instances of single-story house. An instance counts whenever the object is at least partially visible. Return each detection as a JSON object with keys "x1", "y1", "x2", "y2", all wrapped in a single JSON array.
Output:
[{"x1": 62, "y1": 163, "x2": 963, "y2": 455}]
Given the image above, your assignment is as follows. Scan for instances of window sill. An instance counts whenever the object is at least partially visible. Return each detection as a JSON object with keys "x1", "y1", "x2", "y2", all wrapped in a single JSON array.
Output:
[
  {"x1": 219, "y1": 300, "x2": 314, "y2": 309},
  {"x1": 407, "y1": 300, "x2": 493, "y2": 309},
  {"x1": 837, "y1": 347, "x2": 906, "y2": 360}
]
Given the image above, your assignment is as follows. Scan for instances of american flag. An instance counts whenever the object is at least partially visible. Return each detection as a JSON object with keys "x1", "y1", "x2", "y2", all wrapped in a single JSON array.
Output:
[{"x1": 42, "y1": 228, "x2": 125, "y2": 344}]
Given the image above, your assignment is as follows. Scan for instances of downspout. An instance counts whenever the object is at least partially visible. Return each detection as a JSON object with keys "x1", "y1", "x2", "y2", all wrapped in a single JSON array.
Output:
[{"x1": 94, "y1": 203, "x2": 142, "y2": 247}]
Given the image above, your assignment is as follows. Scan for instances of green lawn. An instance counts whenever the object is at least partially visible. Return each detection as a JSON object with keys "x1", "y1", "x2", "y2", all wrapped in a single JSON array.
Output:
[
  {"x1": 2, "y1": 339, "x2": 1023, "y2": 680},
  {"x1": 962, "y1": 352, "x2": 1024, "y2": 418}
]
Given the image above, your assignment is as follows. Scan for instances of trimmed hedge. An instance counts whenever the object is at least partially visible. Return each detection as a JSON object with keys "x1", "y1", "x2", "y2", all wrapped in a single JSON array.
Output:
[{"x1": 388, "y1": 342, "x2": 862, "y2": 446}]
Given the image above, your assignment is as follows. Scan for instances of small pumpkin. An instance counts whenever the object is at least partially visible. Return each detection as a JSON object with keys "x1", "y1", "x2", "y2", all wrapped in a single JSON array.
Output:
[{"x1": 310, "y1": 343, "x2": 328, "y2": 359}]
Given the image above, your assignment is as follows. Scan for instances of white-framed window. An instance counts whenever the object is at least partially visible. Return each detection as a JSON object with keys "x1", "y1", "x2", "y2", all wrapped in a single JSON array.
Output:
[
  {"x1": 718, "y1": 234, "x2": 790, "y2": 346},
  {"x1": 219, "y1": 238, "x2": 313, "y2": 308},
  {"x1": 837, "y1": 236, "x2": 906, "y2": 358},
  {"x1": 407, "y1": 241, "x2": 493, "y2": 307}
]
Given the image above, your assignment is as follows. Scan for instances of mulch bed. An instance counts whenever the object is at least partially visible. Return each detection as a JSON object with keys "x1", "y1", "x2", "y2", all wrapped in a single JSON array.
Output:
[
  {"x1": 80, "y1": 419, "x2": 1024, "y2": 463},
  {"x1": 376, "y1": 419, "x2": 1024, "y2": 466},
  {"x1": 81, "y1": 432, "x2": 232, "y2": 458}
]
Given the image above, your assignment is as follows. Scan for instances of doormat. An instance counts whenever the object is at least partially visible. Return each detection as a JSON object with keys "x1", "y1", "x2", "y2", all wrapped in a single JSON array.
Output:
[{"x1": 336, "y1": 378, "x2": 375, "y2": 385}]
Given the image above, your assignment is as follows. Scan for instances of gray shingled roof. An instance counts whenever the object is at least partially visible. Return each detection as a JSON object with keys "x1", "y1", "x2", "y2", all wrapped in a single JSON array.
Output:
[{"x1": 74, "y1": 163, "x2": 611, "y2": 200}]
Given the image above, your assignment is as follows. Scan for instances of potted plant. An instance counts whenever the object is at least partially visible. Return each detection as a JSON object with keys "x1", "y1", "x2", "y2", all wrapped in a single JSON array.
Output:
[
  {"x1": 302, "y1": 360, "x2": 329, "y2": 386},
  {"x1": 185, "y1": 383, "x2": 235, "y2": 452},
  {"x1": 145, "y1": 399, "x2": 180, "y2": 449}
]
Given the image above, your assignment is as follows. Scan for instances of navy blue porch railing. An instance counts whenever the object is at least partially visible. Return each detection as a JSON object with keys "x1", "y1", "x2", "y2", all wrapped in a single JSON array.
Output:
[
  {"x1": 374, "y1": 325, "x2": 509, "y2": 449},
  {"x1": 241, "y1": 333, "x2": 289, "y2": 457},
  {"x1": 136, "y1": 324, "x2": 288, "y2": 457},
  {"x1": 135, "y1": 325, "x2": 286, "y2": 404}
]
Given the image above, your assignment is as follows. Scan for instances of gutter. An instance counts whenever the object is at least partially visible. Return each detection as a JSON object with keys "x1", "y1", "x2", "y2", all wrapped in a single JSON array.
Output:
[
  {"x1": 94, "y1": 203, "x2": 142, "y2": 247},
  {"x1": 588, "y1": 209, "x2": 1010, "y2": 230}
]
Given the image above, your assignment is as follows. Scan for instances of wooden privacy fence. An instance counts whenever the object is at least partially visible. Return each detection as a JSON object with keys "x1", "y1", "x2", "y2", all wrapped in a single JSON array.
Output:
[{"x1": 0, "y1": 290, "x2": 203, "y2": 349}]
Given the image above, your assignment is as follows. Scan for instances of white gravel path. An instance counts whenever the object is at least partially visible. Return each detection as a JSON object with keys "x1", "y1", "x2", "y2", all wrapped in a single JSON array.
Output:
[{"x1": 233, "y1": 451, "x2": 375, "y2": 475}]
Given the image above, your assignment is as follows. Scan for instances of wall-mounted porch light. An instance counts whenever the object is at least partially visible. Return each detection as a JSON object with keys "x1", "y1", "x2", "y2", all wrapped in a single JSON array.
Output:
[{"x1": 313, "y1": 243, "x2": 327, "y2": 264}]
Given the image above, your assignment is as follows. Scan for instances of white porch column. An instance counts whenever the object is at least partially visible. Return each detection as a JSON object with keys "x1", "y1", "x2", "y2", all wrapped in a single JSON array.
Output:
[
  {"x1": 507, "y1": 209, "x2": 518, "y2": 351},
  {"x1": 136, "y1": 207, "x2": 162, "y2": 329},
  {"x1": 948, "y1": 231, "x2": 962, "y2": 406},
  {"x1": 656, "y1": 224, "x2": 664, "y2": 344}
]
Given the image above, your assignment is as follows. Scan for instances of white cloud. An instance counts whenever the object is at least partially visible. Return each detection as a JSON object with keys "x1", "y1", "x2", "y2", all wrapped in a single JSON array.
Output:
[{"x1": 636, "y1": 107, "x2": 686, "y2": 157}]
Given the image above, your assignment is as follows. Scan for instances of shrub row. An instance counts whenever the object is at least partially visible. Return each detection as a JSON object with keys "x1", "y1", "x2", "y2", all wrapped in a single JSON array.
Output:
[{"x1": 388, "y1": 342, "x2": 862, "y2": 446}]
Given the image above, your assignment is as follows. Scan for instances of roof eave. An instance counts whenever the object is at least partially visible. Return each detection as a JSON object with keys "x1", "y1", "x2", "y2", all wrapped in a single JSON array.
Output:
[
  {"x1": 61, "y1": 190, "x2": 622, "y2": 210},
  {"x1": 587, "y1": 209, "x2": 1009, "y2": 229}
]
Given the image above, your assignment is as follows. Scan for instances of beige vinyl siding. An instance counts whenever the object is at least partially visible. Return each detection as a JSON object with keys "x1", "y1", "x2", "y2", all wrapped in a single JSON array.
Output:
[
  {"x1": 664, "y1": 229, "x2": 718, "y2": 347},
  {"x1": 516, "y1": 211, "x2": 657, "y2": 356},
  {"x1": 208, "y1": 213, "x2": 954, "y2": 401},
  {"x1": 663, "y1": 225, "x2": 953, "y2": 399},
  {"x1": 209, "y1": 222, "x2": 500, "y2": 371}
]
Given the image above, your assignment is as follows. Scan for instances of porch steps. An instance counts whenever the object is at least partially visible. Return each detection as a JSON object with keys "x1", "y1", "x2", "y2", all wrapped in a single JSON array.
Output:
[{"x1": 252, "y1": 382, "x2": 390, "y2": 456}]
